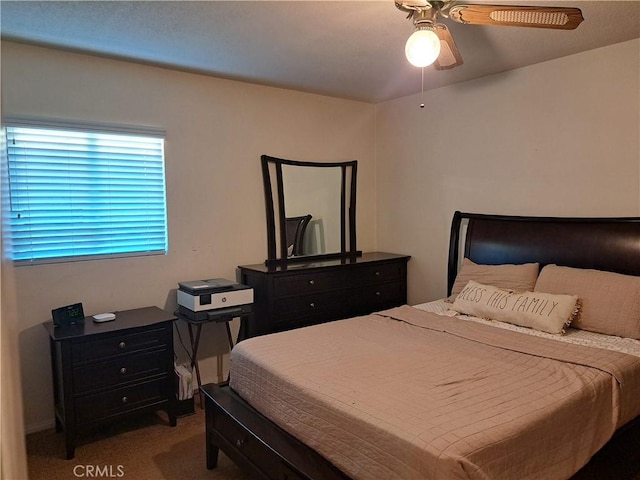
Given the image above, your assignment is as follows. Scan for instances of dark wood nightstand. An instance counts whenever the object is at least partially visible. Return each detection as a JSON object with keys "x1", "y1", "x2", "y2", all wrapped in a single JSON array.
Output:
[{"x1": 43, "y1": 306, "x2": 177, "y2": 459}]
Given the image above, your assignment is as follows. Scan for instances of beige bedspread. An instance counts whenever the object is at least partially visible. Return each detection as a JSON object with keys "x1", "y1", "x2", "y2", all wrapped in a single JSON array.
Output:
[{"x1": 230, "y1": 306, "x2": 640, "y2": 480}]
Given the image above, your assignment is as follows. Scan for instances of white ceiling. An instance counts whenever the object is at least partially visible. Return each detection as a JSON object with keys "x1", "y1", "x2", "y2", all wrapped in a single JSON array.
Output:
[{"x1": 1, "y1": 1, "x2": 639, "y2": 103}]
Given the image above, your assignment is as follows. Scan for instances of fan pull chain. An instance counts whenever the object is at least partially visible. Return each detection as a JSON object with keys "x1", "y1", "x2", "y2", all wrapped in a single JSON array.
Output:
[{"x1": 420, "y1": 67, "x2": 425, "y2": 109}]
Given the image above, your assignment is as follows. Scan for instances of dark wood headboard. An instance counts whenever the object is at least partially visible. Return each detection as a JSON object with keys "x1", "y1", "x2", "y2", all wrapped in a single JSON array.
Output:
[{"x1": 447, "y1": 211, "x2": 640, "y2": 295}]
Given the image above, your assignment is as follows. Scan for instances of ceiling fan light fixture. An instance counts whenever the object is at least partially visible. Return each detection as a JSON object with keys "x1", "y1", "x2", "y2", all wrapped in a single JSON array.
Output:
[{"x1": 405, "y1": 26, "x2": 441, "y2": 67}]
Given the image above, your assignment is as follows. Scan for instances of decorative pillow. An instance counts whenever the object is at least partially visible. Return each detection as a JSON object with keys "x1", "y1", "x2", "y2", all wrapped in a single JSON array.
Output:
[
  {"x1": 448, "y1": 258, "x2": 539, "y2": 301},
  {"x1": 535, "y1": 265, "x2": 640, "y2": 339},
  {"x1": 452, "y1": 280, "x2": 579, "y2": 334}
]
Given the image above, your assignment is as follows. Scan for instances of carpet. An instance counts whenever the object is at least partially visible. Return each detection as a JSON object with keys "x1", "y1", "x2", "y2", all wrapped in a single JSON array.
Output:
[{"x1": 26, "y1": 407, "x2": 251, "y2": 480}]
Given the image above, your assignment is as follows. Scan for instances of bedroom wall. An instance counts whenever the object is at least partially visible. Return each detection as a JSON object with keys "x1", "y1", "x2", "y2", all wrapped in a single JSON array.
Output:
[
  {"x1": 0, "y1": 41, "x2": 378, "y2": 432},
  {"x1": 375, "y1": 39, "x2": 640, "y2": 305}
]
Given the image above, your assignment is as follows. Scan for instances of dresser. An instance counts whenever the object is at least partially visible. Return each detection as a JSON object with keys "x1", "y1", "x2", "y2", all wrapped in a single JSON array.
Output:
[
  {"x1": 237, "y1": 252, "x2": 410, "y2": 339},
  {"x1": 43, "y1": 306, "x2": 177, "y2": 459}
]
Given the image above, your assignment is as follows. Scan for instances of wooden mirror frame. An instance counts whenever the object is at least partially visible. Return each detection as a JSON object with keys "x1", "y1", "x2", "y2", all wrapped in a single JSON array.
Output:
[{"x1": 261, "y1": 154, "x2": 359, "y2": 268}]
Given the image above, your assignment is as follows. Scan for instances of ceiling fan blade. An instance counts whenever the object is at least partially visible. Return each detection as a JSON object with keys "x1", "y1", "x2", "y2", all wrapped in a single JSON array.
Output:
[
  {"x1": 449, "y1": 5, "x2": 584, "y2": 30},
  {"x1": 434, "y1": 24, "x2": 463, "y2": 70}
]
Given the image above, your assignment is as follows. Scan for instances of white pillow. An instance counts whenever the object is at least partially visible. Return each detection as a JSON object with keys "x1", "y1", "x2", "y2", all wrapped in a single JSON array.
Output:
[{"x1": 452, "y1": 280, "x2": 580, "y2": 334}]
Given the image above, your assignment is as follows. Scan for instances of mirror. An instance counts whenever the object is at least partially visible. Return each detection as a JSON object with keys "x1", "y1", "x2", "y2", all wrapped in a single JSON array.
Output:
[{"x1": 261, "y1": 154, "x2": 359, "y2": 267}]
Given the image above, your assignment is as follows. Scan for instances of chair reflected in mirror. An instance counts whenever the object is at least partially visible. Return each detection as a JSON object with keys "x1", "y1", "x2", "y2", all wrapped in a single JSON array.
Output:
[{"x1": 285, "y1": 215, "x2": 312, "y2": 257}]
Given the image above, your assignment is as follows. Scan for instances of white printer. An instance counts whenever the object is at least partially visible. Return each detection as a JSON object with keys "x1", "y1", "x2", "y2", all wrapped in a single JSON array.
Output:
[{"x1": 177, "y1": 278, "x2": 253, "y2": 321}]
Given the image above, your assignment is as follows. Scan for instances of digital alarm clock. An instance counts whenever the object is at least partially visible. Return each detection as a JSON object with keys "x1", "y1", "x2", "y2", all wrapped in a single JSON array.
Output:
[{"x1": 52, "y1": 303, "x2": 85, "y2": 327}]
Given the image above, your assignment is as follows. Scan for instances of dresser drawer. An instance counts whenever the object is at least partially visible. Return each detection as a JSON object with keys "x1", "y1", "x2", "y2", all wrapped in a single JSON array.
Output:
[
  {"x1": 348, "y1": 262, "x2": 404, "y2": 286},
  {"x1": 73, "y1": 349, "x2": 168, "y2": 394},
  {"x1": 72, "y1": 327, "x2": 169, "y2": 363},
  {"x1": 75, "y1": 378, "x2": 168, "y2": 424},
  {"x1": 348, "y1": 282, "x2": 405, "y2": 314},
  {"x1": 274, "y1": 291, "x2": 346, "y2": 324},
  {"x1": 273, "y1": 270, "x2": 343, "y2": 297}
]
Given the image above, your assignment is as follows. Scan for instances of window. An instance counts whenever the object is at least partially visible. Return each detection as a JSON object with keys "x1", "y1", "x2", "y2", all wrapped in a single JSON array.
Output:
[{"x1": 4, "y1": 121, "x2": 168, "y2": 264}]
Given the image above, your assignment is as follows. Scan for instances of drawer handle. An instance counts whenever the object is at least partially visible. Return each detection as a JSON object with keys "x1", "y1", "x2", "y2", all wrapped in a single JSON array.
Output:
[
  {"x1": 309, "y1": 303, "x2": 315, "y2": 309},
  {"x1": 308, "y1": 280, "x2": 315, "y2": 286},
  {"x1": 376, "y1": 291, "x2": 381, "y2": 296},
  {"x1": 118, "y1": 341, "x2": 126, "y2": 350},
  {"x1": 375, "y1": 271, "x2": 380, "y2": 276},
  {"x1": 120, "y1": 367, "x2": 127, "y2": 375},
  {"x1": 121, "y1": 396, "x2": 128, "y2": 404},
  {"x1": 236, "y1": 439, "x2": 244, "y2": 447}
]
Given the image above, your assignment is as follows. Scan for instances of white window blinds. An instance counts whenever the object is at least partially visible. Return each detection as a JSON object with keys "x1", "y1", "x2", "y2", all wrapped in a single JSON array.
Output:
[{"x1": 5, "y1": 123, "x2": 168, "y2": 264}]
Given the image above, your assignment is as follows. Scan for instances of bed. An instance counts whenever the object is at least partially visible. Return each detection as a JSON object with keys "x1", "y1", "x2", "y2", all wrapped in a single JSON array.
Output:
[{"x1": 202, "y1": 211, "x2": 640, "y2": 480}]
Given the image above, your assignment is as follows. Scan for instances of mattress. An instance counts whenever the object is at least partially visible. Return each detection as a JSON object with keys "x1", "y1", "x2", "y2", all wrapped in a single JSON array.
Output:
[{"x1": 229, "y1": 303, "x2": 640, "y2": 480}]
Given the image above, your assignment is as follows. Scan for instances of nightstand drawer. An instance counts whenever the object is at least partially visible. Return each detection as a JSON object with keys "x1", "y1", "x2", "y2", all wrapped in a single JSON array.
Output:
[
  {"x1": 273, "y1": 271, "x2": 343, "y2": 297},
  {"x1": 73, "y1": 349, "x2": 168, "y2": 394},
  {"x1": 274, "y1": 291, "x2": 346, "y2": 323},
  {"x1": 75, "y1": 378, "x2": 168, "y2": 424},
  {"x1": 348, "y1": 262, "x2": 404, "y2": 286},
  {"x1": 72, "y1": 327, "x2": 169, "y2": 363}
]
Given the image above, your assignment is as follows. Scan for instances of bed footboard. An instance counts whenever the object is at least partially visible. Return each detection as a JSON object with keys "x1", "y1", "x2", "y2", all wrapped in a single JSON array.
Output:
[{"x1": 202, "y1": 382, "x2": 349, "y2": 480}]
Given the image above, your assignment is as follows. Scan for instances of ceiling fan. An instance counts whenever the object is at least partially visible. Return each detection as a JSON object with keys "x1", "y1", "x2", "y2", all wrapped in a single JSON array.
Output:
[{"x1": 395, "y1": 1, "x2": 584, "y2": 70}]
